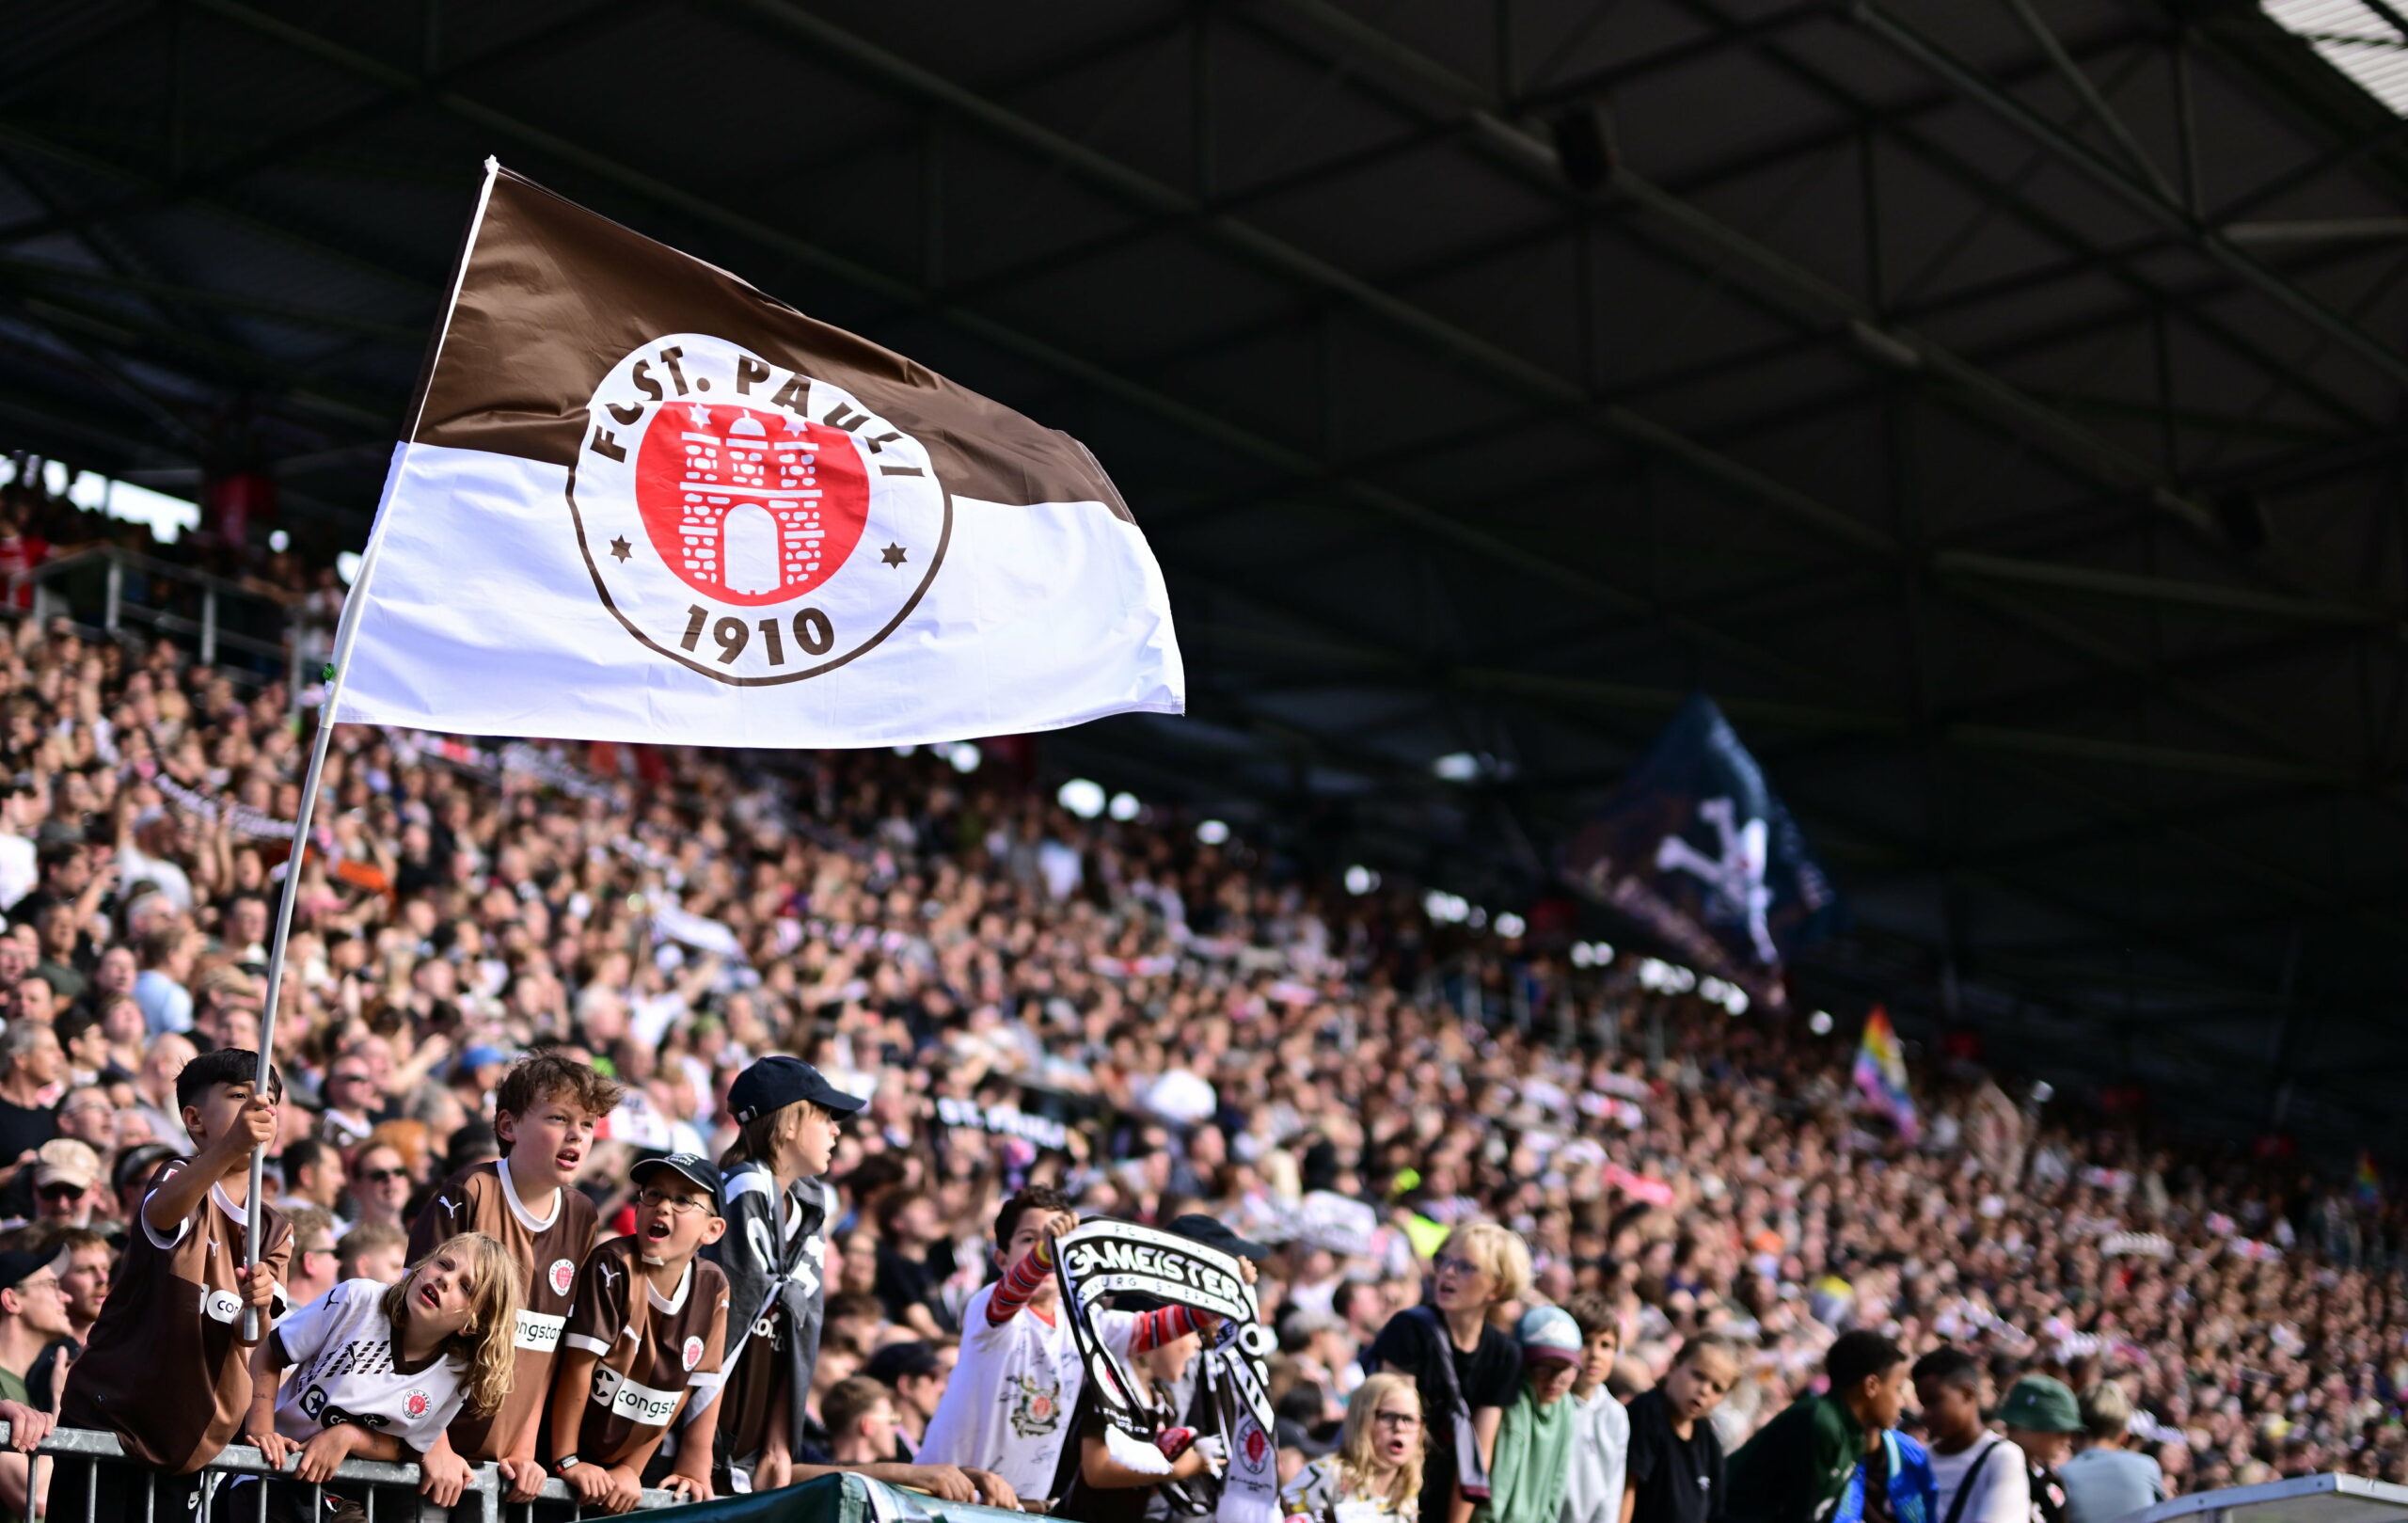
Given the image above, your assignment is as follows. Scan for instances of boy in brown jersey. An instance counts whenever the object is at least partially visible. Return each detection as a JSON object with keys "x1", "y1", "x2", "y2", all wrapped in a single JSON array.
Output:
[
  {"x1": 409, "y1": 1052, "x2": 624, "y2": 1501},
  {"x1": 55, "y1": 1049, "x2": 290, "y2": 1519},
  {"x1": 549, "y1": 1152, "x2": 732, "y2": 1512}
]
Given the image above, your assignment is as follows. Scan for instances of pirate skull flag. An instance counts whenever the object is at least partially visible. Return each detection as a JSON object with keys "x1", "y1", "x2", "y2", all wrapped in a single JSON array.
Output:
[
  {"x1": 1054, "y1": 1220, "x2": 1273, "y2": 1515},
  {"x1": 331, "y1": 160, "x2": 1182, "y2": 748},
  {"x1": 1563, "y1": 691, "x2": 1839, "y2": 1008}
]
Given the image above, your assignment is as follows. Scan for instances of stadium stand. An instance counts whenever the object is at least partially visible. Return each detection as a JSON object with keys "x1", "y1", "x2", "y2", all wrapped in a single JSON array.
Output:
[{"x1": 0, "y1": 461, "x2": 2398, "y2": 1510}]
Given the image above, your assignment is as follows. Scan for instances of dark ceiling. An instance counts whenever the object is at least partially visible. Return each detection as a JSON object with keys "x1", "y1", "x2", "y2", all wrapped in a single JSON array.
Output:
[{"x1": 6, "y1": 0, "x2": 2408, "y2": 1147}]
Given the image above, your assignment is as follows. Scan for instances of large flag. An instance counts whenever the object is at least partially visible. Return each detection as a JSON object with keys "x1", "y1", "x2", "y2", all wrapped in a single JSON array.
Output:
[
  {"x1": 1562, "y1": 691, "x2": 1837, "y2": 1007},
  {"x1": 1853, "y1": 1007, "x2": 1919, "y2": 1143},
  {"x1": 331, "y1": 161, "x2": 1182, "y2": 748}
]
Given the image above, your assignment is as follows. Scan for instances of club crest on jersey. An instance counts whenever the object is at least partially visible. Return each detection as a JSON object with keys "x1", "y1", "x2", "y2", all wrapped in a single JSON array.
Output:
[
  {"x1": 1009, "y1": 1372, "x2": 1063, "y2": 1437},
  {"x1": 571, "y1": 335, "x2": 949, "y2": 687},
  {"x1": 550, "y1": 1259, "x2": 576, "y2": 1296},
  {"x1": 405, "y1": 1390, "x2": 430, "y2": 1419},
  {"x1": 683, "y1": 1335, "x2": 705, "y2": 1372}
]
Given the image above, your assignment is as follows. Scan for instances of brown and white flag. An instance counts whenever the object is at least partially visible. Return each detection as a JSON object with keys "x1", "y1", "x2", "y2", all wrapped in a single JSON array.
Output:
[{"x1": 331, "y1": 160, "x2": 1182, "y2": 747}]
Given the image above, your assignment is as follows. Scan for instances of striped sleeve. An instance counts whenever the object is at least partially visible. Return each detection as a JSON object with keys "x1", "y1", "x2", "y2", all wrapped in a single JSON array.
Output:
[
  {"x1": 1131, "y1": 1306, "x2": 1216, "y2": 1354},
  {"x1": 986, "y1": 1237, "x2": 1055, "y2": 1325}
]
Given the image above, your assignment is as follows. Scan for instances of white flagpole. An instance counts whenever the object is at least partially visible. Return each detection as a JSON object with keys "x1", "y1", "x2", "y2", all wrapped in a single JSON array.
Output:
[
  {"x1": 239, "y1": 517, "x2": 395, "y2": 1338},
  {"x1": 237, "y1": 649, "x2": 347, "y2": 1341},
  {"x1": 238, "y1": 157, "x2": 501, "y2": 1339}
]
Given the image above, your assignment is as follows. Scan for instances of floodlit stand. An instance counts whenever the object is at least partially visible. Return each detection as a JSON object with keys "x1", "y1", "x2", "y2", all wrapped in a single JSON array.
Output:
[{"x1": 2124, "y1": 1474, "x2": 2408, "y2": 1523}]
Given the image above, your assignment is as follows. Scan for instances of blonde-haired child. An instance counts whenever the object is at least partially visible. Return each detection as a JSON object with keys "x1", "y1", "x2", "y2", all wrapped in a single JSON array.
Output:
[{"x1": 243, "y1": 1232, "x2": 523, "y2": 1512}]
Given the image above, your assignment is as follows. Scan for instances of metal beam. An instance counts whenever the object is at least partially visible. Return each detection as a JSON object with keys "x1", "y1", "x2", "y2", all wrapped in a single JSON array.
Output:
[
  {"x1": 1934, "y1": 550, "x2": 2402, "y2": 631},
  {"x1": 702, "y1": 0, "x2": 1904, "y2": 562},
  {"x1": 0, "y1": 122, "x2": 441, "y2": 298},
  {"x1": 0, "y1": 255, "x2": 421, "y2": 341},
  {"x1": 1216, "y1": 0, "x2": 2385, "y2": 452},
  {"x1": 1243, "y1": 0, "x2": 2398, "y2": 609},
  {"x1": 1212, "y1": 0, "x2": 2234, "y2": 544},
  {"x1": 1997, "y1": 0, "x2": 2178, "y2": 204},
  {"x1": 1852, "y1": 0, "x2": 2408, "y2": 389},
  {"x1": 0, "y1": 0, "x2": 649, "y2": 252},
  {"x1": 0, "y1": 282, "x2": 393, "y2": 432}
]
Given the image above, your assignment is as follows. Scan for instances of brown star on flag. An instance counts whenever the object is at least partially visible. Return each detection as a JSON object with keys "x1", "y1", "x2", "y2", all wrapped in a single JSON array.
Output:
[
  {"x1": 881, "y1": 544, "x2": 907, "y2": 567},
  {"x1": 610, "y1": 536, "x2": 632, "y2": 563}
]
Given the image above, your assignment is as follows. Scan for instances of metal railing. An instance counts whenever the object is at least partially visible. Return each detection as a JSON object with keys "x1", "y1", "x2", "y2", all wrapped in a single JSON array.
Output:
[
  {"x1": 2, "y1": 545, "x2": 312, "y2": 709},
  {"x1": 7, "y1": 1424, "x2": 682, "y2": 1523}
]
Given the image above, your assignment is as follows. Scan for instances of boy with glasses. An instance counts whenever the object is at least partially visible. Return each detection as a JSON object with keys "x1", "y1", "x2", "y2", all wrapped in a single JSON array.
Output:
[{"x1": 548, "y1": 1152, "x2": 731, "y2": 1511}]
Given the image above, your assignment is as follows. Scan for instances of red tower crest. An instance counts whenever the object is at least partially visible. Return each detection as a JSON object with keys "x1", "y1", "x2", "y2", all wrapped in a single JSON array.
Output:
[{"x1": 633, "y1": 402, "x2": 872, "y2": 606}]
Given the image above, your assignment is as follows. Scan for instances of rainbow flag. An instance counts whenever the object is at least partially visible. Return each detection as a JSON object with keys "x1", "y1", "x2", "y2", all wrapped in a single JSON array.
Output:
[
  {"x1": 2358, "y1": 1150, "x2": 2382, "y2": 1207},
  {"x1": 1853, "y1": 1007, "x2": 1919, "y2": 1144}
]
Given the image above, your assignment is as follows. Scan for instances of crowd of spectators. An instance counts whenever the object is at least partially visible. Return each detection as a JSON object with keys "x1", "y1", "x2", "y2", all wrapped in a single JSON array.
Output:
[{"x1": 0, "y1": 471, "x2": 2400, "y2": 1510}]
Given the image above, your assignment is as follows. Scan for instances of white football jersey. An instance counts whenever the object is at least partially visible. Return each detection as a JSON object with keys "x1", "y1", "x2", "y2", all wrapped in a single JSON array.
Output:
[{"x1": 273, "y1": 1279, "x2": 470, "y2": 1455}]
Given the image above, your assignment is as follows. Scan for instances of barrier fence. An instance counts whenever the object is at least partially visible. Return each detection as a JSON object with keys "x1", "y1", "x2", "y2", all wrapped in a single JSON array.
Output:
[
  {"x1": 6, "y1": 1423, "x2": 681, "y2": 1523},
  {"x1": 2, "y1": 545, "x2": 312, "y2": 711}
]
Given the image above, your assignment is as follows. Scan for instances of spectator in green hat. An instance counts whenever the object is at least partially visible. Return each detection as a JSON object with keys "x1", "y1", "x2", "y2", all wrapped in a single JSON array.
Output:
[{"x1": 1999, "y1": 1377, "x2": 2083, "y2": 1523}]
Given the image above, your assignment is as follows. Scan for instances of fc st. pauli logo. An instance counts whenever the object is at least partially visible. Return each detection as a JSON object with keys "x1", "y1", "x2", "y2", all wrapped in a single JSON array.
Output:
[{"x1": 570, "y1": 334, "x2": 948, "y2": 684}]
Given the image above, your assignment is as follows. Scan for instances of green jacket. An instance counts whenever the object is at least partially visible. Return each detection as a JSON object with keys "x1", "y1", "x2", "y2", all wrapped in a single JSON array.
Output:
[
  {"x1": 1724, "y1": 1393, "x2": 1864, "y2": 1523},
  {"x1": 1476, "y1": 1384, "x2": 1579, "y2": 1523}
]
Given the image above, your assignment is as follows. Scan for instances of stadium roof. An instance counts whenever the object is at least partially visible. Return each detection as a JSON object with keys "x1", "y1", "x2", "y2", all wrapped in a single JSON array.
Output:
[{"x1": 6, "y1": 0, "x2": 2408, "y2": 1148}]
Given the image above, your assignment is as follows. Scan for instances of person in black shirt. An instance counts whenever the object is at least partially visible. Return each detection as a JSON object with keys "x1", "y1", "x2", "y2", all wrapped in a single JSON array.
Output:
[
  {"x1": 0, "y1": 1024, "x2": 60, "y2": 1178},
  {"x1": 1366, "y1": 1222, "x2": 1533, "y2": 1523},
  {"x1": 1624, "y1": 1334, "x2": 1741, "y2": 1523},
  {"x1": 872, "y1": 1188, "x2": 958, "y2": 1338}
]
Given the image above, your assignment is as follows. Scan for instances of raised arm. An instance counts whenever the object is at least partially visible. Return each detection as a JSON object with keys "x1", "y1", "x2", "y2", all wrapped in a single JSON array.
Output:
[{"x1": 986, "y1": 1236, "x2": 1055, "y2": 1325}]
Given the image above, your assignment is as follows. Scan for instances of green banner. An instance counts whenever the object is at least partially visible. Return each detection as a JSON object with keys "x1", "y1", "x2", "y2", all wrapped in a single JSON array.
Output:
[{"x1": 641, "y1": 1472, "x2": 1032, "y2": 1523}]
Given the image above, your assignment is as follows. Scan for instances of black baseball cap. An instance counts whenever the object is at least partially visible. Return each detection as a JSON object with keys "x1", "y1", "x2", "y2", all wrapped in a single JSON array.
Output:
[
  {"x1": 1169, "y1": 1213, "x2": 1270, "y2": 1261},
  {"x1": 865, "y1": 1341, "x2": 942, "y2": 1383},
  {"x1": 0, "y1": 1247, "x2": 64, "y2": 1295},
  {"x1": 631, "y1": 1152, "x2": 724, "y2": 1203},
  {"x1": 1277, "y1": 1418, "x2": 1339, "y2": 1458},
  {"x1": 113, "y1": 1142, "x2": 181, "y2": 1198},
  {"x1": 727, "y1": 1055, "x2": 867, "y2": 1124}
]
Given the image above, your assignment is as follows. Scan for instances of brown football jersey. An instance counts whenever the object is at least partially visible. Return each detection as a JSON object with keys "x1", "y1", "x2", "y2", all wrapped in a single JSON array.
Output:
[
  {"x1": 60, "y1": 1162, "x2": 293, "y2": 1472},
  {"x1": 561, "y1": 1236, "x2": 730, "y2": 1467},
  {"x1": 407, "y1": 1158, "x2": 595, "y2": 1460}
]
